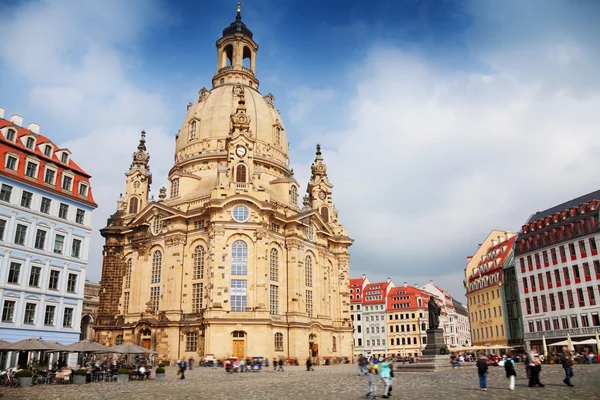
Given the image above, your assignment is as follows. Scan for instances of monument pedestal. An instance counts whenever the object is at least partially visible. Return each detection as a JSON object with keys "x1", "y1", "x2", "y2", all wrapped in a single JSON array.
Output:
[{"x1": 396, "y1": 329, "x2": 451, "y2": 372}]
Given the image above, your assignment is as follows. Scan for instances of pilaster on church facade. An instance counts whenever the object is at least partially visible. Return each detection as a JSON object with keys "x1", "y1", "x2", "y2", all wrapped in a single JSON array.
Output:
[{"x1": 95, "y1": 7, "x2": 353, "y2": 363}]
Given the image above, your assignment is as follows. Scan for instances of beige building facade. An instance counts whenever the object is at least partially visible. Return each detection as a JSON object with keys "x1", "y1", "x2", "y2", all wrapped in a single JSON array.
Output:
[{"x1": 95, "y1": 9, "x2": 353, "y2": 363}]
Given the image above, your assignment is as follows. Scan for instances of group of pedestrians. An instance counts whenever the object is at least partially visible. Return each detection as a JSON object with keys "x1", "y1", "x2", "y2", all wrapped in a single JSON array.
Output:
[
  {"x1": 476, "y1": 346, "x2": 577, "y2": 391},
  {"x1": 357, "y1": 355, "x2": 394, "y2": 399}
]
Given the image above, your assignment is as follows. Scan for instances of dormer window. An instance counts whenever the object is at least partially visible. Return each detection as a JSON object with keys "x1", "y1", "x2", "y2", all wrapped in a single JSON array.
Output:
[
  {"x1": 78, "y1": 182, "x2": 88, "y2": 197},
  {"x1": 25, "y1": 161, "x2": 38, "y2": 178},
  {"x1": 44, "y1": 168, "x2": 56, "y2": 185},
  {"x1": 5, "y1": 155, "x2": 18, "y2": 171},
  {"x1": 62, "y1": 175, "x2": 72, "y2": 191},
  {"x1": 6, "y1": 129, "x2": 16, "y2": 142},
  {"x1": 44, "y1": 145, "x2": 52, "y2": 157},
  {"x1": 26, "y1": 137, "x2": 35, "y2": 149},
  {"x1": 61, "y1": 153, "x2": 68, "y2": 164}
]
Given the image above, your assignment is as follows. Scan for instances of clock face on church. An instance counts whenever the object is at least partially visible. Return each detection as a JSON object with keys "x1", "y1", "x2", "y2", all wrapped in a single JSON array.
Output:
[
  {"x1": 318, "y1": 190, "x2": 326, "y2": 200},
  {"x1": 236, "y1": 146, "x2": 247, "y2": 157}
]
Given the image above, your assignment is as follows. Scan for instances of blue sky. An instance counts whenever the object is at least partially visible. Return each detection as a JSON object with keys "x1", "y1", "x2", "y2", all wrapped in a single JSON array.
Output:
[{"x1": 1, "y1": 0, "x2": 599, "y2": 301}]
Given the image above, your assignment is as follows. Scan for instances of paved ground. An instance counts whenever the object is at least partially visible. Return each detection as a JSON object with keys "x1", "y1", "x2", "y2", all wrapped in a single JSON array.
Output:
[{"x1": 1, "y1": 363, "x2": 599, "y2": 399}]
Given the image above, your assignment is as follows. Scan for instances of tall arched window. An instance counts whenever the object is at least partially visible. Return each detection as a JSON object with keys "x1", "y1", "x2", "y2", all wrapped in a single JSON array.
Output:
[
  {"x1": 189, "y1": 120, "x2": 196, "y2": 140},
  {"x1": 290, "y1": 185, "x2": 298, "y2": 205},
  {"x1": 320, "y1": 207, "x2": 329, "y2": 222},
  {"x1": 305, "y1": 255, "x2": 313, "y2": 287},
  {"x1": 232, "y1": 240, "x2": 248, "y2": 275},
  {"x1": 152, "y1": 216, "x2": 163, "y2": 235},
  {"x1": 274, "y1": 332, "x2": 283, "y2": 351},
  {"x1": 269, "y1": 248, "x2": 279, "y2": 281},
  {"x1": 275, "y1": 127, "x2": 281, "y2": 146},
  {"x1": 128, "y1": 197, "x2": 139, "y2": 214},
  {"x1": 193, "y1": 245, "x2": 205, "y2": 279},
  {"x1": 151, "y1": 250, "x2": 162, "y2": 283},
  {"x1": 235, "y1": 164, "x2": 247, "y2": 183},
  {"x1": 124, "y1": 259, "x2": 132, "y2": 289},
  {"x1": 332, "y1": 336, "x2": 337, "y2": 352},
  {"x1": 170, "y1": 178, "x2": 180, "y2": 198}
]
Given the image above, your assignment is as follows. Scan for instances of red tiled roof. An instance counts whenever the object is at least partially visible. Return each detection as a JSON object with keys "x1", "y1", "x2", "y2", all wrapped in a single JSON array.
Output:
[
  {"x1": 362, "y1": 281, "x2": 390, "y2": 305},
  {"x1": 0, "y1": 118, "x2": 97, "y2": 207},
  {"x1": 465, "y1": 236, "x2": 515, "y2": 294},
  {"x1": 386, "y1": 285, "x2": 429, "y2": 311}
]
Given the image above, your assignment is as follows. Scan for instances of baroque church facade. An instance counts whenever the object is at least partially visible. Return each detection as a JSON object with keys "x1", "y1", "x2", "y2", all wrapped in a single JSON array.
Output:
[{"x1": 95, "y1": 9, "x2": 353, "y2": 362}]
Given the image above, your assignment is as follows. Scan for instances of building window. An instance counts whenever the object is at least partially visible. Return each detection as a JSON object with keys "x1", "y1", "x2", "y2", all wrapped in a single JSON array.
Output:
[
  {"x1": 321, "y1": 207, "x2": 329, "y2": 222},
  {"x1": 40, "y1": 197, "x2": 51, "y2": 214},
  {"x1": 62, "y1": 175, "x2": 72, "y2": 191},
  {"x1": 44, "y1": 145, "x2": 52, "y2": 157},
  {"x1": 124, "y1": 259, "x2": 132, "y2": 289},
  {"x1": 588, "y1": 287, "x2": 596, "y2": 306},
  {"x1": 235, "y1": 164, "x2": 247, "y2": 183},
  {"x1": 129, "y1": 197, "x2": 139, "y2": 214},
  {"x1": 59, "y1": 203, "x2": 69, "y2": 219},
  {"x1": 305, "y1": 255, "x2": 313, "y2": 287},
  {"x1": 54, "y1": 234, "x2": 64, "y2": 254},
  {"x1": 20, "y1": 191, "x2": 32, "y2": 208},
  {"x1": 61, "y1": 153, "x2": 68, "y2": 164},
  {"x1": 63, "y1": 307, "x2": 73, "y2": 327},
  {"x1": 193, "y1": 246, "x2": 205, "y2": 279},
  {"x1": 71, "y1": 238, "x2": 82, "y2": 258},
  {"x1": 231, "y1": 279, "x2": 247, "y2": 312},
  {"x1": 152, "y1": 216, "x2": 163, "y2": 234},
  {"x1": 78, "y1": 183, "x2": 88, "y2": 196},
  {"x1": 67, "y1": 273, "x2": 77, "y2": 293},
  {"x1": 189, "y1": 120, "x2": 197, "y2": 141},
  {"x1": 75, "y1": 209, "x2": 85, "y2": 224},
  {"x1": 185, "y1": 332, "x2": 198, "y2": 352},
  {"x1": 8, "y1": 262, "x2": 21, "y2": 284},
  {"x1": 232, "y1": 205, "x2": 249, "y2": 222},
  {"x1": 270, "y1": 248, "x2": 279, "y2": 281},
  {"x1": 25, "y1": 161, "x2": 37, "y2": 178},
  {"x1": 275, "y1": 127, "x2": 281, "y2": 146},
  {"x1": 14, "y1": 224, "x2": 27, "y2": 245},
  {"x1": 123, "y1": 292, "x2": 130, "y2": 315},
  {"x1": 152, "y1": 250, "x2": 162, "y2": 284},
  {"x1": 23, "y1": 303, "x2": 36, "y2": 324},
  {"x1": 150, "y1": 286, "x2": 160, "y2": 314},
  {"x1": 274, "y1": 332, "x2": 283, "y2": 351},
  {"x1": 2, "y1": 301, "x2": 15, "y2": 322},
  {"x1": 192, "y1": 283, "x2": 203, "y2": 313},
  {"x1": 44, "y1": 305, "x2": 55, "y2": 325},
  {"x1": 332, "y1": 336, "x2": 337, "y2": 352},
  {"x1": 170, "y1": 178, "x2": 179, "y2": 198},
  {"x1": 44, "y1": 169, "x2": 55, "y2": 185},
  {"x1": 306, "y1": 289, "x2": 313, "y2": 317},
  {"x1": 34, "y1": 230, "x2": 46, "y2": 250},
  {"x1": 6, "y1": 129, "x2": 16, "y2": 141},
  {"x1": 5, "y1": 155, "x2": 17, "y2": 170},
  {"x1": 290, "y1": 185, "x2": 298, "y2": 205},
  {"x1": 48, "y1": 270, "x2": 60, "y2": 290},
  {"x1": 0, "y1": 219, "x2": 5, "y2": 241},
  {"x1": 232, "y1": 240, "x2": 248, "y2": 275},
  {"x1": 26, "y1": 137, "x2": 35, "y2": 149},
  {"x1": 270, "y1": 284, "x2": 279, "y2": 315},
  {"x1": 306, "y1": 225, "x2": 314, "y2": 241},
  {"x1": 0, "y1": 184, "x2": 13, "y2": 202},
  {"x1": 29, "y1": 266, "x2": 41, "y2": 287}
]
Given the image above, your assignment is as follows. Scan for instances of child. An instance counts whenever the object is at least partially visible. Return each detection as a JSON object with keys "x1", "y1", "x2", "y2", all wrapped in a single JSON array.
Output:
[
  {"x1": 366, "y1": 367, "x2": 378, "y2": 399},
  {"x1": 504, "y1": 352, "x2": 517, "y2": 391}
]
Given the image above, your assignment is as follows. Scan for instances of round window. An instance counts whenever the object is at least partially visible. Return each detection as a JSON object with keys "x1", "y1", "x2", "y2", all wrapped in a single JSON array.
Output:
[{"x1": 232, "y1": 205, "x2": 250, "y2": 222}]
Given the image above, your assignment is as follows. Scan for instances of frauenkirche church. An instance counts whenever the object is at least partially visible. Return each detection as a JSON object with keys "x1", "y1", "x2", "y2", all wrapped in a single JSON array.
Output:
[{"x1": 95, "y1": 7, "x2": 353, "y2": 362}]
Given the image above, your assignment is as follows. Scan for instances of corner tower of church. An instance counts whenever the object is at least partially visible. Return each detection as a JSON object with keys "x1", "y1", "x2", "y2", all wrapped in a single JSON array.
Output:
[{"x1": 96, "y1": 6, "x2": 353, "y2": 363}]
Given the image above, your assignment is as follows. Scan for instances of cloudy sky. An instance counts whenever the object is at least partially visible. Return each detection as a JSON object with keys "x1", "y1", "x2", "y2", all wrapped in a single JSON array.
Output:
[{"x1": 1, "y1": 0, "x2": 599, "y2": 302}]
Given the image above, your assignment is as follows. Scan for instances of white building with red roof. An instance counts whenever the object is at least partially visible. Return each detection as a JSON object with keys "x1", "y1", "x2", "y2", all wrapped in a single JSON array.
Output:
[
  {"x1": 349, "y1": 274, "x2": 369, "y2": 356},
  {"x1": 0, "y1": 109, "x2": 97, "y2": 366}
]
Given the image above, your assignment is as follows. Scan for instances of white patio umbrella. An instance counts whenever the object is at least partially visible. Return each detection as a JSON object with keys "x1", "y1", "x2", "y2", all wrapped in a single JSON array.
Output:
[
  {"x1": 567, "y1": 334, "x2": 575, "y2": 352},
  {"x1": 542, "y1": 336, "x2": 548, "y2": 356},
  {"x1": 1, "y1": 338, "x2": 64, "y2": 351},
  {"x1": 111, "y1": 343, "x2": 157, "y2": 354},
  {"x1": 596, "y1": 330, "x2": 600, "y2": 352},
  {"x1": 65, "y1": 340, "x2": 112, "y2": 353}
]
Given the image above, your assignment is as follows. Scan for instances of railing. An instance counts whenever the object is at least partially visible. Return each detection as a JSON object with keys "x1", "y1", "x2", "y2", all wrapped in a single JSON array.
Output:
[
  {"x1": 523, "y1": 326, "x2": 599, "y2": 339},
  {"x1": 217, "y1": 66, "x2": 233, "y2": 74},
  {"x1": 234, "y1": 183, "x2": 249, "y2": 190},
  {"x1": 242, "y1": 66, "x2": 255, "y2": 75}
]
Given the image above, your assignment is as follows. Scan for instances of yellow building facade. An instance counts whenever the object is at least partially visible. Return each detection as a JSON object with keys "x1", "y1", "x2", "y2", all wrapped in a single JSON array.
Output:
[
  {"x1": 464, "y1": 231, "x2": 515, "y2": 346},
  {"x1": 95, "y1": 9, "x2": 353, "y2": 363}
]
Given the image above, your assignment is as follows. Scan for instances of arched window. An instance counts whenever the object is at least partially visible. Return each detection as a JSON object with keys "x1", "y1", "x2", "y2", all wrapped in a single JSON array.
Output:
[
  {"x1": 151, "y1": 250, "x2": 162, "y2": 283},
  {"x1": 332, "y1": 336, "x2": 337, "y2": 352},
  {"x1": 270, "y1": 248, "x2": 279, "y2": 281},
  {"x1": 189, "y1": 120, "x2": 196, "y2": 141},
  {"x1": 274, "y1": 332, "x2": 283, "y2": 351},
  {"x1": 235, "y1": 164, "x2": 247, "y2": 183},
  {"x1": 290, "y1": 185, "x2": 298, "y2": 205},
  {"x1": 320, "y1": 207, "x2": 329, "y2": 222},
  {"x1": 417, "y1": 298, "x2": 422, "y2": 307},
  {"x1": 413, "y1": 337, "x2": 418, "y2": 345},
  {"x1": 232, "y1": 330, "x2": 245, "y2": 338},
  {"x1": 124, "y1": 259, "x2": 132, "y2": 289},
  {"x1": 193, "y1": 245, "x2": 205, "y2": 279},
  {"x1": 275, "y1": 127, "x2": 281, "y2": 146},
  {"x1": 306, "y1": 225, "x2": 314, "y2": 242},
  {"x1": 128, "y1": 197, "x2": 138, "y2": 214},
  {"x1": 243, "y1": 46, "x2": 252, "y2": 69},
  {"x1": 170, "y1": 178, "x2": 180, "y2": 198},
  {"x1": 6, "y1": 129, "x2": 16, "y2": 142},
  {"x1": 116, "y1": 335, "x2": 124, "y2": 345},
  {"x1": 305, "y1": 255, "x2": 313, "y2": 287},
  {"x1": 232, "y1": 240, "x2": 248, "y2": 275},
  {"x1": 152, "y1": 216, "x2": 163, "y2": 235}
]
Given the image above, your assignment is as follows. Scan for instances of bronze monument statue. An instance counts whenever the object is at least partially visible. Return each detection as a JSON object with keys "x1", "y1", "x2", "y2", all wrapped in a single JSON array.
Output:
[{"x1": 428, "y1": 295, "x2": 441, "y2": 330}]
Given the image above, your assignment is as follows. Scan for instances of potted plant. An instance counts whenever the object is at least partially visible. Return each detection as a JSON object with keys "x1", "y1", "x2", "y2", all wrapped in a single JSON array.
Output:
[
  {"x1": 73, "y1": 369, "x2": 87, "y2": 385},
  {"x1": 16, "y1": 370, "x2": 33, "y2": 388},
  {"x1": 155, "y1": 363, "x2": 166, "y2": 381},
  {"x1": 117, "y1": 368, "x2": 130, "y2": 383}
]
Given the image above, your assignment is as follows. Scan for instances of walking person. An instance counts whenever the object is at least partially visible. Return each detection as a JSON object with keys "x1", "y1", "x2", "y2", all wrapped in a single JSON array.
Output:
[
  {"x1": 527, "y1": 350, "x2": 544, "y2": 387},
  {"x1": 559, "y1": 346, "x2": 575, "y2": 387},
  {"x1": 188, "y1": 357, "x2": 194, "y2": 370},
  {"x1": 278, "y1": 358, "x2": 284, "y2": 372},
  {"x1": 379, "y1": 356, "x2": 393, "y2": 399},
  {"x1": 179, "y1": 358, "x2": 187, "y2": 379},
  {"x1": 476, "y1": 353, "x2": 488, "y2": 391},
  {"x1": 306, "y1": 357, "x2": 313, "y2": 371},
  {"x1": 386, "y1": 361, "x2": 394, "y2": 397},
  {"x1": 504, "y1": 351, "x2": 517, "y2": 391},
  {"x1": 365, "y1": 367, "x2": 377, "y2": 399},
  {"x1": 273, "y1": 358, "x2": 278, "y2": 372}
]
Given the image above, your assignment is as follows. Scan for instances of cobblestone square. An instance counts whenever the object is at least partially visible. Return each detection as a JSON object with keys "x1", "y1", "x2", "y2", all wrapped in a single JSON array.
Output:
[{"x1": 1, "y1": 363, "x2": 599, "y2": 400}]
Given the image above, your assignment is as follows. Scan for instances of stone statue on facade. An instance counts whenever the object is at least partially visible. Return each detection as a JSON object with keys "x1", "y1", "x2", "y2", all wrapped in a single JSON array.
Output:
[{"x1": 428, "y1": 295, "x2": 441, "y2": 330}]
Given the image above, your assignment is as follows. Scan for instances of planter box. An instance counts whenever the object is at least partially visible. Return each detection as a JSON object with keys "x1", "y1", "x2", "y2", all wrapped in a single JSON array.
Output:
[
  {"x1": 117, "y1": 374, "x2": 129, "y2": 383},
  {"x1": 155, "y1": 373, "x2": 166, "y2": 381},
  {"x1": 19, "y1": 377, "x2": 33, "y2": 388},
  {"x1": 73, "y1": 375, "x2": 87, "y2": 385}
]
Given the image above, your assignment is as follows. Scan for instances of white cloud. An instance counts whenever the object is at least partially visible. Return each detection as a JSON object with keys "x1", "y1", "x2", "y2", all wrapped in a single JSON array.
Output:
[{"x1": 0, "y1": 0, "x2": 173, "y2": 282}]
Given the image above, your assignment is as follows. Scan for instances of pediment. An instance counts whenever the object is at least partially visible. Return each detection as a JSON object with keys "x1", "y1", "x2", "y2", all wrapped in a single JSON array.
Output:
[
  {"x1": 25, "y1": 295, "x2": 40, "y2": 301},
  {"x1": 30, "y1": 257, "x2": 46, "y2": 265},
  {"x1": 129, "y1": 202, "x2": 184, "y2": 226},
  {"x1": 295, "y1": 211, "x2": 334, "y2": 236},
  {"x1": 46, "y1": 297, "x2": 60, "y2": 303},
  {"x1": 15, "y1": 216, "x2": 31, "y2": 223},
  {"x1": 4, "y1": 292, "x2": 19, "y2": 298}
]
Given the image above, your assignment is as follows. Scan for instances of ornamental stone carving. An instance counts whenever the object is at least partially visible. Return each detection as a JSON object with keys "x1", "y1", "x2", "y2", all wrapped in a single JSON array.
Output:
[
  {"x1": 208, "y1": 224, "x2": 226, "y2": 238},
  {"x1": 285, "y1": 238, "x2": 304, "y2": 251},
  {"x1": 165, "y1": 234, "x2": 186, "y2": 248}
]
